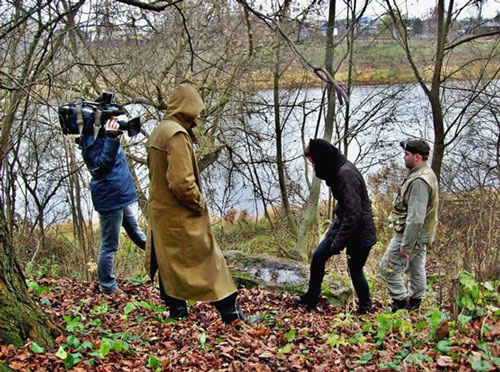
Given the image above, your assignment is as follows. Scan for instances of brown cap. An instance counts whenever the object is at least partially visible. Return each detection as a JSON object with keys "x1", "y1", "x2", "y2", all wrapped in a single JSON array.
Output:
[{"x1": 400, "y1": 139, "x2": 430, "y2": 156}]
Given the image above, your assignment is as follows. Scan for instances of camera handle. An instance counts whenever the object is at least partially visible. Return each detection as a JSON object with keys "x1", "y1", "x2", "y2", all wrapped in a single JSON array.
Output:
[{"x1": 75, "y1": 102, "x2": 104, "y2": 149}]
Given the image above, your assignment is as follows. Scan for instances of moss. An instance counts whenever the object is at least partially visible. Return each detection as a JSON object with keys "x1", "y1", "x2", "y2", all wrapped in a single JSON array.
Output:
[
  {"x1": 0, "y1": 362, "x2": 17, "y2": 372},
  {"x1": 230, "y1": 269, "x2": 261, "y2": 289}
]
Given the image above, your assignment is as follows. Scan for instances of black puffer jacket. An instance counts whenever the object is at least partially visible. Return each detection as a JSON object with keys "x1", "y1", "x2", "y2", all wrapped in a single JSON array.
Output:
[{"x1": 309, "y1": 139, "x2": 377, "y2": 251}]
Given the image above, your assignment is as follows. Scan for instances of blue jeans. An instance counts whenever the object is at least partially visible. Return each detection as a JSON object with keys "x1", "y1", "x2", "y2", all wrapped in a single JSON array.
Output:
[
  {"x1": 306, "y1": 235, "x2": 372, "y2": 308},
  {"x1": 98, "y1": 205, "x2": 146, "y2": 292}
]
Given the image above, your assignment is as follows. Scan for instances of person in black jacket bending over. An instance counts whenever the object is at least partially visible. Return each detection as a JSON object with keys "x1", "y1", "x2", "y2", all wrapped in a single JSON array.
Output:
[{"x1": 294, "y1": 139, "x2": 377, "y2": 314}]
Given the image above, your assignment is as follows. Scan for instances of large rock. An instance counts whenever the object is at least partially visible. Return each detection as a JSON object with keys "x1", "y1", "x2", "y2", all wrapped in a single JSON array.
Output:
[{"x1": 224, "y1": 250, "x2": 352, "y2": 306}]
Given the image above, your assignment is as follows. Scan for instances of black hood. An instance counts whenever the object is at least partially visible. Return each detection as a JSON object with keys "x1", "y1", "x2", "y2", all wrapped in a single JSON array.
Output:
[{"x1": 309, "y1": 139, "x2": 347, "y2": 184}]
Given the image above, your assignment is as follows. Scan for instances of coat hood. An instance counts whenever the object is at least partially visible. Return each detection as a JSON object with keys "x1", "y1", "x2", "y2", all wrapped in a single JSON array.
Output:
[
  {"x1": 309, "y1": 139, "x2": 347, "y2": 185},
  {"x1": 166, "y1": 84, "x2": 205, "y2": 130}
]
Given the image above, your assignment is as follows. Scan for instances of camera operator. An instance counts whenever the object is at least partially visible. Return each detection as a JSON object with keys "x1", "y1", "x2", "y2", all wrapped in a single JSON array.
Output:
[{"x1": 81, "y1": 117, "x2": 146, "y2": 295}]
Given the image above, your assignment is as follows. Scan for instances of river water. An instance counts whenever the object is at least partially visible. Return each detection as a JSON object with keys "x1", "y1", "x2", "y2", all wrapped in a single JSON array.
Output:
[
  {"x1": 201, "y1": 83, "x2": 437, "y2": 217},
  {"x1": 26, "y1": 81, "x2": 497, "y2": 224}
]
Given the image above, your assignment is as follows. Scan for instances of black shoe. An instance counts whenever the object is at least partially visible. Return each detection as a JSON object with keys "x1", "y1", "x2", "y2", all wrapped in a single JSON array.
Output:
[
  {"x1": 212, "y1": 292, "x2": 246, "y2": 324},
  {"x1": 391, "y1": 298, "x2": 408, "y2": 313},
  {"x1": 406, "y1": 297, "x2": 422, "y2": 311},
  {"x1": 356, "y1": 299, "x2": 372, "y2": 315},
  {"x1": 160, "y1": 289, "x2": 188, "y2": 319},
  {"x1": 292, "y1": 294, "x2": 317, "y2": 309},
  {"x1": 102, "y1": 288, "x2": 127, "y2": 296},
  {"x1": 169, "y1": 306, "x2": 189, "y2": 319}
]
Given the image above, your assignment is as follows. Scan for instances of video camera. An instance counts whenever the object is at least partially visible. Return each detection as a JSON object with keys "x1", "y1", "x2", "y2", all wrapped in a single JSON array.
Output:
[{"x1": 58, "y1": 92, "x2": 141, "y2": 138}]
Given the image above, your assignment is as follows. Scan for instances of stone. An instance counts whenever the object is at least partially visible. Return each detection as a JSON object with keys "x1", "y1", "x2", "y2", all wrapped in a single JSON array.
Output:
[{"x1": 224, "y1": 250, "x2": 352, "y2": 305}]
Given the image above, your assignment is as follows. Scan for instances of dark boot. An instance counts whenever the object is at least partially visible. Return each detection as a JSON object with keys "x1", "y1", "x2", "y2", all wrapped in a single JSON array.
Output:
[
  {"x1": 169, "y1": 305, "x2": 189, "y2": 319},
  {"x1": 211, "y1": 292, "x2": 246, "y2": 324},
  {"x1": 292, "y1": 292, "x2": 318, "y2": 309},
  {"x1": 356, "y1": 299, "x2": 372, "y2": 315},
  {"x1": 162, "y1": 293, "x2": 188, "y2": 319},
  {"x1": 159, "y1": 277, "x2": 188, "y2": 319},
  {"x1": 406, "y1": 297, "x2": 422, "y2": 311},
  {"x1": 391, "y1": 298, "x2": 408, "y2": 313}
]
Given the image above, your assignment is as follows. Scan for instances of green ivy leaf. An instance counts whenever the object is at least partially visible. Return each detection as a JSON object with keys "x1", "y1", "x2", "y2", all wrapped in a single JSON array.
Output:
[
  {"x1": 64, "y1": 354, "x2": 76, "y2": 370},
  {"x1": 484, "y1": 282, "x2": 494, "y2": 291},
  {"x1": 31, "y1": 342, "x2": 44, "y2": 354},
  {"x1": 113, "y1": 340, "x2": 124, "y2": 353},
  {"x1": 458, "y1": 314, "x2": 472, "y2": 327},
  {"x1": 81, "y1": 341, "x2": 93, "y2": 350},
  {"x1": 285, "y1": 329, "x2": 296, "y2": 342},
  {"x1": 139, "y1": 301, "x2": 153, "y2": 309},
  {"x1": 357, "y1": 352, "x2": 373, "y2": 365},
  {"x1": 436, "y1": 340, "x2": 451, "y2": 354},
  {"x1": 148, "y1": 355, "x2": 161, "y2": 368},
  {"x1": 55, "y1": 346, "x2": 68, "y2": 360},
  {"x1": 66, "y1": 335, "x2": 80, "y2": 349},
  {"x1": 123, "y1": 302, "x2": 137, "y2": 315},
  {"x1": 99, "y1": 341, "x2": 111, "y2": 358},
  {"x1": 471, "y1": 360, "x2": 492, "y2": 372},
  {"x1": 279, "y1": 344, "x2": 292, "y2": 353}
]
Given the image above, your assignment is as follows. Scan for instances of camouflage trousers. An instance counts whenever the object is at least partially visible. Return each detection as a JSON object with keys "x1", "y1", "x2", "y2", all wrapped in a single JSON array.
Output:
[{"x1": 379, "y1": 233, "x2": 427, "y2": 301}]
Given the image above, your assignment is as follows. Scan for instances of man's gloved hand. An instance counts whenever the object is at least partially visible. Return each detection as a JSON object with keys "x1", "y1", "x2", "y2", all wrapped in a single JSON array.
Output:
[{"x1": 105, "y1": 117, "x2": 122, "y2": 139}]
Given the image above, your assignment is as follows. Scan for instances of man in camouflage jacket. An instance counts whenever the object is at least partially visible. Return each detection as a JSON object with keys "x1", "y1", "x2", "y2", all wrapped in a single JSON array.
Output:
[{"x1": 379, "y1": 139, "x2": 439, "y2": 312}]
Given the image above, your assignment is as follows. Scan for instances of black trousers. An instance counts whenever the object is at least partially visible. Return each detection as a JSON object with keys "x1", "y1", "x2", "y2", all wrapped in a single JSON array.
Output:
[
  {"x1": 158, "y1": 274, "x2": 236, "y2": 310},
  {"x1": 158, "y1": 274, "x2": 187, "y2": 308},
  {"x1": 307, "y1": 235, "x2": 372, "y2": 308}
]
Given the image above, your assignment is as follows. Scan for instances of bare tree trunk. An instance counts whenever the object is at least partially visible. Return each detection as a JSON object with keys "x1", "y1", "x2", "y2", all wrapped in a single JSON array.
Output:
[
  {"x1": 273, "y1": 45, "x2": 299, "y2": 238},
  {"x1": 428, "y1": 0, "x2": 448, "y2": 181},
  {"x1": 64, "y1": 138, "x2": 91, "y2": 280},
  {"x1": 296, "y1": 0, "x2": 337, "y2": 257}
]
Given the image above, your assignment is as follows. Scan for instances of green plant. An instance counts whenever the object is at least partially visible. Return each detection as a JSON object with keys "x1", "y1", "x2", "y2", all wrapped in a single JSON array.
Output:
[
  {"x1": 374, "y1": 312, "x2": 413, "y2": 344},
  {"x1": 27, "y1": 280, "x2": 50, "y2": 296},
  {"x1": 458, "y1": 271, "x2": 500, "y2": 318},
  {"x1": 91, "y1": 303, "x2": 109, "y2": 316},
  {"x1": 356, "y1": 352, "x2": 373, "y2": 366},
  {"x1": 147, "y1": 355, "x2": 162, "y2": 372},
  {"x1": 63, "y1": 316, "x2": 84, "y2": 333}
]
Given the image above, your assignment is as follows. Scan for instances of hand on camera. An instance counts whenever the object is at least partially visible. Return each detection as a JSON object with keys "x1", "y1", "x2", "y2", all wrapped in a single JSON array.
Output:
[{"x1": 105, "y1": 117, "x2": 121, "y2": 139}]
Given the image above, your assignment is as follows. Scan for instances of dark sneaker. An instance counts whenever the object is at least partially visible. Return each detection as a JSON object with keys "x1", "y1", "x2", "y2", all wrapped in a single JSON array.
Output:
[
  {"x1": 169, "y1": 306, "x2": 189, "y2": 319},
  {"x1": 292, "y1": 294, "x2": 318, "y2": 309},
  {"x1": 406, "y1": 297, "x2": 422, "y2": 311},
  {"x1": 102, "y1": 288, "x2": 127, "y2": 296},
  {"x1": 391, "y1": 298, "x2": 408, "y2": 313},
  {"x1": 356, "y1": 305, "x2": 372, "y2": 315}
]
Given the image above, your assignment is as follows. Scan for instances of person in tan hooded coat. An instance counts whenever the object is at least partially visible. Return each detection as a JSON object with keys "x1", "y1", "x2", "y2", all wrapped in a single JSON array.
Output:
[{"x1": 145, "y1": 84, "x2": 244, "y2": 323}]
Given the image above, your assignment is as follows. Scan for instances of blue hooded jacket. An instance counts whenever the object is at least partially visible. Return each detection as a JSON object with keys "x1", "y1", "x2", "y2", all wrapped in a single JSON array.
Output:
[{"x1": 81, "y1": 135, "x2": 138, "y2": 212}]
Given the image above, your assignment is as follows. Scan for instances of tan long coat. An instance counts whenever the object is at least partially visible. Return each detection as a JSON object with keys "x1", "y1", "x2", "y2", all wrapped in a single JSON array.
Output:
[{"x1": 145, "y1": 85, "x2": 236, "y2": 302}]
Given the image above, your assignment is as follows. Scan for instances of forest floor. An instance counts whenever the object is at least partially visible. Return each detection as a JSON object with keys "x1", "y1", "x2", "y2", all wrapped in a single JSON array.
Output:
[{"x1": 0, "y1": 277, "x2": 499, "y2": 372}]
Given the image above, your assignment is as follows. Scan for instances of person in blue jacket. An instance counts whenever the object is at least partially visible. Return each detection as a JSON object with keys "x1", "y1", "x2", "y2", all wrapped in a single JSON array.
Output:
[{"x1": 81, "y1": 117, "x2": 146, "y2": 294}]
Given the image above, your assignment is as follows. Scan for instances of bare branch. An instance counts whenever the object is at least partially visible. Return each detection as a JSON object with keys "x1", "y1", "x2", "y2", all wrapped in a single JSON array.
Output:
[
  {"x1": 446, "y1": 30, "x2": 500, "y2": 50},
  {"x1": 114, "y1": 0, "x2": 183, "y2": 12}
]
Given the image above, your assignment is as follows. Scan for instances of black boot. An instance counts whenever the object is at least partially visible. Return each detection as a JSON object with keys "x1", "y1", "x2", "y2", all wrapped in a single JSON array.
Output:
[
  {"x1": 159, "y1": 277, "x2": 188, "y2": 319},
  {"x1": 162, "y1": 293, "x2": 188, "y2": 319},
  {"x1": 292, "y1": 292, "x2": 318, "y2": 309},
  {"x1": 356, "y1": 299, "x2": 373, "y2": 315},
  {"x1": 406, "y1": 297, "x2": 422, "y2": 311},
  {"x1": 211, "y1": 292, "x2": 246, "y2": 324},
  {"x1": 391, "y1": 298, "x2": 408, "y2": 313}
]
